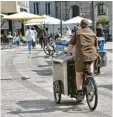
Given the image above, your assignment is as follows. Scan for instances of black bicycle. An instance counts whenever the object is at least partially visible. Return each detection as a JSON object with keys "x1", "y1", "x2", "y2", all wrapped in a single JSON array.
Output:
[
  {"x1": 53, "y1": 55, "x2": 98, "y2": 111},
  {"x1": 43, "y1": 36, "x2": 59, "y2": 56}
]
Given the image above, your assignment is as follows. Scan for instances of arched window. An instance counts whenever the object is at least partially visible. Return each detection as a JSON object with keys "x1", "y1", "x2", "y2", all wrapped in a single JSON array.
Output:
[
  {"x1": 98, "y1": 3, "x2": 106, "y2": 15},
  {"x1": 69, "y1": 5, "x2": 80, "y2": 18},
  {"x1": 72, "y1": 5, "x2": 79, "y2": 17}
]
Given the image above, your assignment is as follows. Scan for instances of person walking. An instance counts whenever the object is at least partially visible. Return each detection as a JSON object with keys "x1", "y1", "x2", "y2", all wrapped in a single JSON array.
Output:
[
  {"x1": 65, "y1": 19, "x2": 99, "y2": 100},
  {"x1": 66, "y1": 25, "x2": 72, "y2": 37},
  {"x1": 37, "y1": 25, "x2": 47, "y2": 48},
  {"x1": 96, "y1": 23, "x2": 105, "y2": 51},
  {"x1": 95, "y1": 24, "x2": 105, "y2": 74},
  {"x1": 25, "y1": 27, "x2": 34, "y2": 54},
  {"x1": 31, "y1": 27, "x2": 37, "y2": 49},
  {"x1": 7, "y1": 31, "x2": 13, "y2": 47}
]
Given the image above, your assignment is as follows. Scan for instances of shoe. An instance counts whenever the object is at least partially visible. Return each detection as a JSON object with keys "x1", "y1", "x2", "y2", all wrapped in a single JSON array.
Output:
[{"x1": 76, "y1": 90, "x2": 84, "y2": 101}]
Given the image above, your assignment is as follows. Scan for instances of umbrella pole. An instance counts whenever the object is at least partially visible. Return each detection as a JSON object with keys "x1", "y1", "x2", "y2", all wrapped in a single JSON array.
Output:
[
  {"x1": 53, "y1": 24, "x2": 54, "y2": 33},
  {"x1": 23, "y1": 20, "x2": 25, "y2": 36}
]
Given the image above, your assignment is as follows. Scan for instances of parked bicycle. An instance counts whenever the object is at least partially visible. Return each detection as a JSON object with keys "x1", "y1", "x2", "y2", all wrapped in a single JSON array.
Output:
[{"x1": 42, "y1": 35, "x2": 60, "y2": 56}]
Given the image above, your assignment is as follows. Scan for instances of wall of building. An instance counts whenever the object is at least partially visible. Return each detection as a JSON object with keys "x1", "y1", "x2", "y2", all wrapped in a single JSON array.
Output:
[
  {"x1": 29, "y1": 1, "x2": 56, "y2": 17},
  {"x1": 1, "y1": 1, "x2": 29, "y2": 13},
  {"x1": 55, "y1": 1, "x2": 112, "y2": 34},
  {"x1": 1, "y1": 1, "x2": 17, "y2": 13},
  {"x1": 1, "y1": 1, "x2": 29, "y2": 35}
]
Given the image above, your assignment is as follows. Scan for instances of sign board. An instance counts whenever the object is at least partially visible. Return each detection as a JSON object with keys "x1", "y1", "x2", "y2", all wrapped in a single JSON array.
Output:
[
  {"x1": 14, "y1": 21, "x2": 21, "y2": 29},
  {"x1": 0, "y1": 21, "x2": 9, "y2": 29}
]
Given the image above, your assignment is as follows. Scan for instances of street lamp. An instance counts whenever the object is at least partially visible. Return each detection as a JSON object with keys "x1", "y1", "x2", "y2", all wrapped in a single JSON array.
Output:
[
  {"x1": 60, "y1": 1, "x2": 62, "y2": 37},
  {"x1": 91, "y1": 1, "x2": 95, "y2": 33}
]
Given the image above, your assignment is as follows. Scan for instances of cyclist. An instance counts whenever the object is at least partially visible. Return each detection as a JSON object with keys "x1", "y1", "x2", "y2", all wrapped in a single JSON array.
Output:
[{"x1": 65, "y1": 19, "x2": 99, "y2": 100}]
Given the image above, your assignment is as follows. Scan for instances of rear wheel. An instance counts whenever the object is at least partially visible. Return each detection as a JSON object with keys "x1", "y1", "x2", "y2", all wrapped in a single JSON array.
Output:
[
  {"x1": 43, "y1": 44, "x2": 55, "y2": 56},
  {"x1": 86, "y1": 77, "x2": 98, "y2": 111},
  {"x1": 53, "y1": 81, "x2": 61, "y2": 104}
]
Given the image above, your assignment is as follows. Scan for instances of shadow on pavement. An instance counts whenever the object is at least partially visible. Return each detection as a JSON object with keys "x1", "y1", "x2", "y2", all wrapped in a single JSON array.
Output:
[
  {"x1": 21, "y1": 77, "x2": 30, "y2": 80},
  {"x1": 98, "y1": 84, "x2": 112, "y2": 90},
  {"x1": 9, "y1": 99, "x2": 90, "y2": 115},
  {"x1": 32, "y1": 69, "x2": 52, "y2": 76},
  {"x1": 38, "y1": 65, "x2": 52, "y2": 67},
  {"x1": 14, "y1": 52, "x2": 29, "y2": 54},
  {"x1": 1, "y1": 78, "x2": 12, "y2": 81},
  {"x1": 32, "y1": 59, "x2": 52, "y2": 76},
  {"x1": 45, "y1": 60, "x2": 52, "y2": 66},
  {"x1": 31, "y1": 55, "x2": 50, "y2": 59}
]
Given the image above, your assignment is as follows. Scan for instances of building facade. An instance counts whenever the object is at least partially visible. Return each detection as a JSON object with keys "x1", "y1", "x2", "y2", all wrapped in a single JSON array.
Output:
[
  {"x1": 1, "y1": 1, "x2": 29, "y2": 35},
  {"x1": 29, "y1": 1, "x2": 56, "y2": 17},
  {"x1": 55, "y1": 1, "x2": 112, "y2": 34}
]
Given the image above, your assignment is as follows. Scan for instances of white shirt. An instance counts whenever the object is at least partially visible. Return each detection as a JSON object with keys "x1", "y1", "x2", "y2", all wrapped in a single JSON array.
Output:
[
  {"x1": 7, "y1": 35, "x2": 13, "y2": 39},
  {"x1": 32, "y1": 30, "x2": 37, "y2": 42},
  {"x1": 25, "y1": 29, "x2": 34, "y2": 41},
  {"x1": 66, "y1": 29, "x2": 72, "y2": 37}
]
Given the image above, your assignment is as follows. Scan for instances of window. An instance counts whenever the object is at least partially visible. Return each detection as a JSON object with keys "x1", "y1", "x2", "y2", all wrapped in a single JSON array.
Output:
[
  {"x1": 45, "y1": 3, "x2": 51, "y2": 15},
  {"x1": 34, "y1": 3, "x2": 36, "y2": 14},
  {"x1": 36, "y1": 3, "x2": 39, "y2": 14},
  {"x1": 72, "y1": 5, "x2": 79, "y2": 17},
  {"x1": 34, "y1": 2, "x2": 39, "y2": 14},
  {"x1": 98, "y1": 3, "x2": 105, "y2": 15}
]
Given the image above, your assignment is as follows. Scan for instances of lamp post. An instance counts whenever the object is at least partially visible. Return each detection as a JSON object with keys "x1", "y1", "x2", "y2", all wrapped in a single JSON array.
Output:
[
  {"x1": 91, "y1": 1, "x2": 96, "y2": 33},
  {"x1": 60, "y1": 1, "x2": 62, "y2": 37}
]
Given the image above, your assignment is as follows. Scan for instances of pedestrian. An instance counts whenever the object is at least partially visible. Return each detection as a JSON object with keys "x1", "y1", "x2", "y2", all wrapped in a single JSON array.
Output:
[
  {"x1": 66, "y1": 25, "x2": 72, "y2": 37},
  {"x1": 19, "y1": 32, "x2": 23, "y2": 44},
  {"x1": 13, "y1": 32, "x2": 16, "y2": 44},
  {"x1": 13, "y1": 33, "x2": 20, "y2": 48},
  {"x1": 31, "y1": 27, "x2": 37, "y2": 49},
  {"x1": 25, "y1": 26, "x2": 33, "y2": 54},
  {"x1": 34, "y1": 25, "x2": 40, "y2": 44},
  {"x1": 37, "y1": 25, "x2": 47, "y2": 48},
  {"x1": 96, "y1": 24, "x2": 105, "y2": 50},
  {"x1": 65, "y1": 19, "x2": 99, "y2": 100},
  {"x1": 95, "y1": 24, "x2": 105, "y2": 74},
  {"x1": 7, "y1": 31, "x2": 13, "y2": 47}
]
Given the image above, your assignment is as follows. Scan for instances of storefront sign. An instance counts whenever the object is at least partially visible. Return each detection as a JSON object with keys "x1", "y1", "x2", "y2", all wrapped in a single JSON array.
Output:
[
  {"x1": 0, "y1": 21, "x2": 9, "y2": 29},
  {"x1": 14, "y1": 21, "x2": 21, "y2": 29}
]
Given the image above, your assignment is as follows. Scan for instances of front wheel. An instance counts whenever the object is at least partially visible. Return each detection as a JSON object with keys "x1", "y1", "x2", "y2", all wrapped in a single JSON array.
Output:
[
  {"x1": 86, "y1": 77, "x2": 98, "y2": 111},
  {"x1": 53, "y1": 80, "x2": 61, "y2": 104}
]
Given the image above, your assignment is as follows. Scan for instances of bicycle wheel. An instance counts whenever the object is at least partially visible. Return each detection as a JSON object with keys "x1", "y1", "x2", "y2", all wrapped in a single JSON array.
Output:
[
  {"x1": 53, "y1": 81, "x2": 61, "y2": 104},
  {"x1": 43, "y1": 44, "x2": 55, "y2": 56},
  {"x1": 86, "y1": 77, "x2": 98, "y2": 111}
]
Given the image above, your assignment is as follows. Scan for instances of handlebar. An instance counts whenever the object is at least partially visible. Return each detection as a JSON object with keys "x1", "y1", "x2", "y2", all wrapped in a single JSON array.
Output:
[{"x1": 64, "y1": 52, "x2": 73, "y2": 56}]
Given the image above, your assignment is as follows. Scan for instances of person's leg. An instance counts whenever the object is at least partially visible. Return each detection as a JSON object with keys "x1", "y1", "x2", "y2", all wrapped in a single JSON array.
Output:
[
  {"x1": 27, "y1": 41, "x2": 30, "y2": 52},
  {"x1": 84, "y1": 61, "x2": 93, "y2": 77},
  {"x1": 41, "y1": 38, "x2": 44, "y2": 47},
  {"x1": 39, "y1": 38, "x2": 42, "y2": 48},
  {"x1": 75, "y1": 61, "x2": 93, "y2": 91},
  {"x1": 17, "y1": 41, "x2": 19, "y2": 48},
  {"x1": 76, "y1": 72, "x2": 83, "y2": 90},
  {"x1": 75, "y1": 61, "x2": 84, "y2": 90},
  {"x1": 29, "y1": 40, "x2": 32, "y2": 53},
  {"x1": 28, "y1": 41, "x2": 31, "y2": 53}
]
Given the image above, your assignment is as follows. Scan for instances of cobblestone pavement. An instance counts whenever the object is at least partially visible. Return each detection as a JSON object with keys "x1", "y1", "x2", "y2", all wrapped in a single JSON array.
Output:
[{"x1": 1, "y1": 43, "x2": 112, "y2": 117}]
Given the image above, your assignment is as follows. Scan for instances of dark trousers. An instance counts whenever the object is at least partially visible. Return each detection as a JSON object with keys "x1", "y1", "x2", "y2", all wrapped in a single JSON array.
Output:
[
  {"x1": 39, "y1": 37, "x2": 45, "y2": 47},
  {"x1": 32, "y1": 40, "x2": 36, "y2": 48}
]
